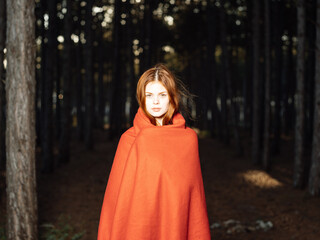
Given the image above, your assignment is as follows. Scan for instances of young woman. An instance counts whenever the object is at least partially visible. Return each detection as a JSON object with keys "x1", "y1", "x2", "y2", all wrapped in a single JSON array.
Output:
[{"x1": 97, "y1": 64, "x2": 211, "y2": 240}]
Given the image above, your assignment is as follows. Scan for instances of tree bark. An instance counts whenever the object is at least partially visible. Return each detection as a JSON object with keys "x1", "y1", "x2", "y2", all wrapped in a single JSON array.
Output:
[
  {"x1": 109, "y1": 0, "x2": 124, "y2": 138},
  {"x1": 252, "y1": 0, "x2": 262, "y2": 164},
  {"x1": 244, "y1": 0, "x2": 253, "y2": 131},
  {"x1": 309, "y1": 0, "x2": 320, "y2": 196},
  {"x1": 219, "y1": 0, "x2": 243, "y2": 156},
  {"x1": 263, "y1": 0, "x2": 271, "y2": 171},
  {"x1": 41, "y1": 0, "x2": 56, "y2": 172},
  {"x1": 271, "y1": 1, "x2": 283, "y2": 155},
  {"x1": 207, "y1": 0, "x2": 221, "y2": 138},
  {"x1": 97, "y1": 26, "x2": 105, "y2": 129},
  {"x1": 6, "y1": 0, "x2": 38, "y2": 238},
  {"x1": 58, "y1": 0, "x2": 72, "y2": 164},
  {"x1": 0, "y1": 0, "x2": 6, "y2": 171},
  {"x1": 84, "y1": 0, "x2": 94, "y2": 149},
  {"x1": 75, "y1": 1, "x2": 84, "y2": 141},
  {"x1": 294, "y1": 0, "x2": 306, "y2": 189}
]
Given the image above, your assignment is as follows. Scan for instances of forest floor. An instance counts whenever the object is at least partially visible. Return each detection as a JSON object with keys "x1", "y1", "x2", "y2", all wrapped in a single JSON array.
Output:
[{"x1": 1, "y1": 130, "x2": 320, "y2": 240}]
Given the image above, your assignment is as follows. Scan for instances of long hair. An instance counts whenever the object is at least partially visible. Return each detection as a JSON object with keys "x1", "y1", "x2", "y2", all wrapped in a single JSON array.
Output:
[{"x1": 136, "y1": 64, "x2": 181, "y2": 126}]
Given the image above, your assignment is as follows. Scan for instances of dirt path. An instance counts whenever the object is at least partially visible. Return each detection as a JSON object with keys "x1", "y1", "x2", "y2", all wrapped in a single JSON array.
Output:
[{"x1": 28, "y1": 132, "x2": 320, "y2": 239}]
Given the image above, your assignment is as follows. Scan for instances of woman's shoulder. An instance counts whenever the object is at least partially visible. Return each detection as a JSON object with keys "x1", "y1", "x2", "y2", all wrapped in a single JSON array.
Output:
[{"x1": 120, "y1": 127, "x2": 136, "y2": 141}]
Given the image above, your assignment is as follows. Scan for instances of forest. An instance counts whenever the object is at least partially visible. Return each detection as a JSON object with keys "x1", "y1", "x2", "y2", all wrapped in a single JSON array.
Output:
[{"x1": 0, "y1": 0, "x2": 320, "y2": 239}]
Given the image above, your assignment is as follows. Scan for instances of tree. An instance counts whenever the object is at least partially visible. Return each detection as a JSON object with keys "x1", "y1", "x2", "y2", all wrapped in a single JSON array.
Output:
[
  {"x1": 75, "y1": 1, "x2": 84, "y2": 141},
  {"x1": 309, "y1": 0, "x2": 320, "y2": 196},
  {"x1": 84, "y1": 0, "x2": 94, "y2": 149},
  {"x1": 262, "y1": 0, "x2": 271, "y2": 170},
  {"x1": 219, "y1": 0, "x2": 243, "y2": 156},
  {"x1": 0, "y1": 0, "x2": 6, "y2": 171},
  {"x1": 252, "y1": 0, "x2": 262, "y2": 164},
  {"x1": 271, "y1": 0, "x2": 283, "y2": 155},
  {"x1": 6, "y1": 0, "x2": 38, "y2": 238},
  {"x1": 293, "y1": 0, "x2": 306, "y2": 188},
  {"x1": 109, "y1": 0, "x2": 124, "y2": 138},
  {"x1": 58, "y1": 0, "x2": 72, "y2": 164},
  {"x1": 41, "y1": 0, "x2": 57, "y2": 172},
  {"x1": 207, "y1": 0, "x2": 221, "y2": 138}
]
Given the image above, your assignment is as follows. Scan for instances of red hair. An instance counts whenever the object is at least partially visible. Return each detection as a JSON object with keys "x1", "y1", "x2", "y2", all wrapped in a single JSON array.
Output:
[{"x1": 136, "y1": 64, "x2": 180, "y2": 126}]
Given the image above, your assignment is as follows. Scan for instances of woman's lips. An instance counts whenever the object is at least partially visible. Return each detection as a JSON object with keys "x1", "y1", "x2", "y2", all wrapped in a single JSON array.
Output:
[{"x1": 152, "y1": 108, "x2": 161, "y2": 112}]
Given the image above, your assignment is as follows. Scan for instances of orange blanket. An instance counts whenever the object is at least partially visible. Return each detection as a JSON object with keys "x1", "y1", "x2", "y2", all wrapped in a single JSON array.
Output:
[{"x1": 97, "y1": 108, "x2": 211, "y2": 240}]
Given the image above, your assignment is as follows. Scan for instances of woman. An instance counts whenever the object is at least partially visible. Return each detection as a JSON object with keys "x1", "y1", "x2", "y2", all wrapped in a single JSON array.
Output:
[{"x1": 97, "y1": 64, "x2": 211, "y2": 240}]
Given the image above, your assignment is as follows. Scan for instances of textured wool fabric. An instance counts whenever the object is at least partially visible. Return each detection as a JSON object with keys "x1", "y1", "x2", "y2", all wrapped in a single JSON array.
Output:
[{"x1": 97, "y1": 108, "x2": 211, "y2": 240}]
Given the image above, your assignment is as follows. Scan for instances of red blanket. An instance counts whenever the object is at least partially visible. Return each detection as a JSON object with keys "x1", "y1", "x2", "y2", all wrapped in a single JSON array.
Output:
[{"x1": 97, "y1": 108, "x2": 211, "y2": 240}]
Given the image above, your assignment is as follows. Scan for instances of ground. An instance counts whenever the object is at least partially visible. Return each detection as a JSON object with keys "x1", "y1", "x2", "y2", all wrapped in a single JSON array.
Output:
[{"x1": 1, "y1": 130, "x2": 320, "y2": 240}]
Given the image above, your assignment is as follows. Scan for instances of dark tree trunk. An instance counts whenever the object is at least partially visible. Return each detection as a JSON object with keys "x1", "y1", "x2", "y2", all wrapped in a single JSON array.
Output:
[
  {"x1": 75, "y1": 1, "x2": 84, "y2": 141},
  {"x1": 41, "y1": 0, "x2": 57, "y2": 173},
  {"x1": 84, "y1": 0, "x2": 94, "y2": 149},
  {"x1": 140, "y1": 0, "x2": 155, "y2": 72},
  {"x1": 271, "y1": 1, "x2": 283, "y2": 155},
  {"x1": 55, "y1": 58, "x2": 61, "y2": 140},
  {"x1": 263, "y1": 0, "x2": 271, "y2": 171},
  {"x1": 308, "y1": 0, "x2": 320, "y2": 196},
  {"x1": 294, "y1": 0, "x2": 306, "y2": 189},
  {"x1": 207, "y1": 2, "x2": 221, "y2": 138},
  {"x1": 109, "y1": 0, "x2": 124, "y2": 138},
  {"x1": 125, "y1": 1, "x2": 138, "y2": 123},
  {"x1": 0, "y1": 0, "x2": 6, "y2": 171},
  {"x1": 305, "y1": 0, "x2": 316, "y2": 147},
  {"x1": 219, "y1": 1, "x2": 242, "y2": 155},
  {"x1": 76, "y1": 42, "x2": 84, "y2": 140},
  {"x1": 207, "y1": 1, "x2": 221, "y2": 138},
  {"x1": 252, "y1": 0, "x2": 262, "y2": 164},
  {"x1": 286, "y1": 32, "x2": 296, "y2": 133},
  {"x1": 58, "y1": 0, "x2": 72, "y2": 164},
  {"x1": 244, "y1": 0, "x2": 253, "y2": 131},
  {"x1": 6, "y1": 0, "x2": 38, "y2": 238},
  {"x1": 97, "y1": 26, "x2": 105, "y2": 129}
]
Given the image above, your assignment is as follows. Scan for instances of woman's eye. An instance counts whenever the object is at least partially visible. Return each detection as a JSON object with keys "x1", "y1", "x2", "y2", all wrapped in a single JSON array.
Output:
[
  {"x1": 146, "y1": 94, "x2": 152, "y2": 97},
  {"x1": 160, "y1": 93, "x2": 167, "y2": 97}
]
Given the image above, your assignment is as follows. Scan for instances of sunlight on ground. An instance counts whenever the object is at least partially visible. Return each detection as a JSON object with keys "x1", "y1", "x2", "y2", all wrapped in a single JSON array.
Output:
[{"x1": 238, "y1": 170, "x2": 283, "y2": 188}]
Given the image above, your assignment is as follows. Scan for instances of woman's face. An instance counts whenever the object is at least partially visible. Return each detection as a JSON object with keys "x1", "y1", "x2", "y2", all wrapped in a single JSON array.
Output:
[{"x1": 145, "y1": 81, "x2": 170, "y2": 125}]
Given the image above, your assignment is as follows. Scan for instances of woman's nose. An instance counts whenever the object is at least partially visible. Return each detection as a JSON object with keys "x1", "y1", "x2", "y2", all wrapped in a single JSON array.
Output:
[{"x1": 153, "y1": 97, "x2": 159, "y2": 104}]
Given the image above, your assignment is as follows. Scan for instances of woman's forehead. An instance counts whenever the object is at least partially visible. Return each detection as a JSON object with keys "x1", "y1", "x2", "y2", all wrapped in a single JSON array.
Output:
[{"x1": 145, "y1": 81, "x2": 167, "y2": 92}]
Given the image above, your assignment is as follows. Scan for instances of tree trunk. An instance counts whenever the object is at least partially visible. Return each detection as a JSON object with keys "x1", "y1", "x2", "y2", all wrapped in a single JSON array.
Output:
[
  {"x1": 126, "y1": 1, "x2": 138, "y2": 123},
  {"x1": 271, "y1": 1, "x2": 283, "y2": 155},
  {"x1": 6, "y1": 0, "x2": 38, "y2": 238},
  {"x1": 252, "y1": 0, "x2": 262, "y2": 164},
  {"x1": 207, "y1": 0, "x2": 221, "y2": 138},
  {"x1": 219, "y1": 1, "x2": 243, "y2": 155},
  {"x1": 41, "y1": 0, "x2": 56, "y2": 173},
  {"x1": 58, "y1": 0, "x2": 72, "y2": 164},
  {"x1": 287, "y1": 31, "x2": 296, "y2": 133},
  {"x1": 294, "y1": 0, "x2": 306, "y2": 188},
  {"x1": 305, "y1": 0, "x2": 316, "y2": 147},
  {"x1": 76, "y1": 43, "x2": 84, "y2": 140},
  {"x1": 0, "y1": 0, "x2": 6, "y2": 171},
  {"x1": 309, "y1": 0, "x2": 320, "y2": 196},
  {"x1": 140, "y1": 0, "x2": 154, "y2": 72},
  {"x1": 84, "y1": 0, "x2": 94, "y2": 149},
  {"x1": 244, "y1": 0, "x2": 253, "y2": 131},
  {"x1": 97, "y1": 26, "x2": 105, "y2": 129},
  {"x1": 263, "y1": 0, "x2": 271, "y2": 171},
  {"x1": 109, "y1": 0, "x2": 124, "y2": 138},
  {"x1": 75, "y1": 1, "x2": 84, "y2": 141}
]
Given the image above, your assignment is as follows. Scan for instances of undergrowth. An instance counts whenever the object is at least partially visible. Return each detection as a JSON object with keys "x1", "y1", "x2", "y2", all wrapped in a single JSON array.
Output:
[{"x1": 40, "y1": 215, "x2": 85, "y2": 240}]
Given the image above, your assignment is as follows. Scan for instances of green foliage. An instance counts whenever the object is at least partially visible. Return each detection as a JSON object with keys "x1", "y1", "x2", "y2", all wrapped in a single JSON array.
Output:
[
  {"x1": 40, "y1": 215, "x2": 85, "y2": 240},
  {"x1": 0, "y1": 225, "x2": 5, "y2": 240}
]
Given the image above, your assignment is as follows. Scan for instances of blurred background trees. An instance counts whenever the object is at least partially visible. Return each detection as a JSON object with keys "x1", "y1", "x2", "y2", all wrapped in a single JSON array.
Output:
[{"x1": 1, "y1": 0, "x2": 319, "y2": 191}]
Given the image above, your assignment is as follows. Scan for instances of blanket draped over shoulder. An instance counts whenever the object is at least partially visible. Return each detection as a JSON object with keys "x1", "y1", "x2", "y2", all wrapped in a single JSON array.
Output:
[{"x1": 97, "y1": 108, "x2": 211, "y2": 240}]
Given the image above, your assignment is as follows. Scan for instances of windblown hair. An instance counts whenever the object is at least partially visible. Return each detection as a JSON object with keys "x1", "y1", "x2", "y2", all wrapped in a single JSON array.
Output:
[{"x1": 136, "y1": 63, "x2": 183, "y2": 126}]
